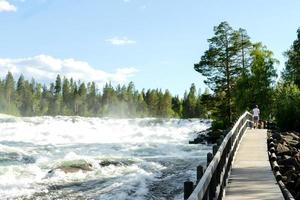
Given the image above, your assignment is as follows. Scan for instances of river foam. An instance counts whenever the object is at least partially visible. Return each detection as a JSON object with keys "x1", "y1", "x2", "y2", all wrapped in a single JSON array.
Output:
[{"x1": 0, "y1": 115, "x2": 211, "y2": 199}]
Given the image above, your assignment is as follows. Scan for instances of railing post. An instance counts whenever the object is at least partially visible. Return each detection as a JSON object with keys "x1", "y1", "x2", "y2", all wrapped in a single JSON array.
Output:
[
  {"x1": 206, "y1": 152, "x2": 213, "y2": 199},
  {"x1": 184, "y1": 181, "x2": 194, "y2": 200},
  {"x1": 208, "y1": 145, "x2": 219, "y2": 200},
  {"x1": 197, "y1": 165, "x2": 204, "y2": 184},
  {"x1": 207, "y1": 152, "x2": 213, "y2": 166},
  {"x1": 209, "y1": 177, "x2": 216, "y2": 200},
  {"x1": 203, "y1": 191, "x2": 209, "y2": 200},
  {"x1": 213, "y1": 145, "x2": 218, "y2": 155}
]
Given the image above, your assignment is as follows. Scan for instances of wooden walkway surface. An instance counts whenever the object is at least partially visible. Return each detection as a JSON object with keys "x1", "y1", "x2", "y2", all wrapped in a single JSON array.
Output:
[{"x1": 224, "y1": 129, "x2": 284, "y2": 200}]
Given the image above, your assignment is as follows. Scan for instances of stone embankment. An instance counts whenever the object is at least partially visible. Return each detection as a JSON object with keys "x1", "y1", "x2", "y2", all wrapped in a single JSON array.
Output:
[{"x1": 269, "y1": 131, "x2": 300, "y2": 199}]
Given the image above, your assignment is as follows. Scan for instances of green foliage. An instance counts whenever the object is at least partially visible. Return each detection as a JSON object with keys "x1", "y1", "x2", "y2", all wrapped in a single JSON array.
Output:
[
  {"x1": 182, "y1": 84, "x2": 197, "y2": 118},
  {"x1": 195, "y1": 23, "x2": 254, "y2": 125},
  {"x1": 283, "y1": 28, "x2": 300, "y2": 87},
  {"x1": 274, "y1": 82, "x2": 300, "y2": 131},
  {"x1": 171, "y1": 95, "x2": 182, "y2": 117},
  {"x1": 194, "y1": 22, "x2": 252, "y2": 126},
  {"x1": 195, "y1": 22, "x2": 278, "y2": 130},
  {"x1": 234, "y1": 43, "x2": 278, "y2": 119},
  {"x1": 273, "y1": 27, "x2": 300, "y2": 131},
  {"x1": 0, "y1": 73, "x2": 209, "y2": 119}
]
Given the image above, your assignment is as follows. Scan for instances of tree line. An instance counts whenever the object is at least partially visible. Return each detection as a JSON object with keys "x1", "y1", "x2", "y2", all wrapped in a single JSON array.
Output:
[
  {"x1": 194, "y1": 21, "x2": 300, "y2": 132},
  {"x1": 0, "y1": 73, "x2": 213, "y2": 118}
]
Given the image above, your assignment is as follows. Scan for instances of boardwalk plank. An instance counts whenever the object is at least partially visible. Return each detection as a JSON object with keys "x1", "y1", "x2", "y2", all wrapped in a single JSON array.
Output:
[{"x1": 224, "y1": 129, "x2": 284, "y2": 200}]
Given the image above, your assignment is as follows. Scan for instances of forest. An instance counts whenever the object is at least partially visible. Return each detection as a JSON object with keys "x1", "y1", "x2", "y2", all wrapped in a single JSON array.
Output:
[
  {"x1": 0, "y1": 73, "x2": 211, "y2": 119},
  {"x1": 1, "y1": 21, "x2": 300, "y2": 132}
]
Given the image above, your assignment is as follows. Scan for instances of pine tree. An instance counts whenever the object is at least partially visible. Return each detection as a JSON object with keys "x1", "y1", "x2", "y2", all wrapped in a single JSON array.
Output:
[
  {"x1": 158, "y1": 90, "x2": 174, "y2": 117},
  {"x1": 54, "y1": 75, "x2": 62, "y2": 114},
  {"x1": 87, "y1": 81, "x2": 98, "y2": 115},
  {"x1": 78, "y1": 82, "x2": 87, "y2": 115},
  {"x1": 172, "y1": 95, "x2": 182, "y2": 117},
  {"x1": 182, "y1": 84, "x2": 197, "y2": 118},
  {"x1": 195, "y1": 22, "x2": 245, "y2": 126},
  {"x1": 4, "y1": 72, "x2": 15, "y2": 107}
]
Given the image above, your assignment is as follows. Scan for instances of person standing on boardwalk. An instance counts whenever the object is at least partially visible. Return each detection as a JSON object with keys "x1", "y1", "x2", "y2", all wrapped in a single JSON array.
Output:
[{"x1": 252, "y1": 105, "x2": 260, "y2": 129}]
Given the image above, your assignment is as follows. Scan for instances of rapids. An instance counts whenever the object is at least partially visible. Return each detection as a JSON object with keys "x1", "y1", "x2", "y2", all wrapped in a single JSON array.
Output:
[{"x1": 0, "y1": 115, "x2": 211, "y2": 200}]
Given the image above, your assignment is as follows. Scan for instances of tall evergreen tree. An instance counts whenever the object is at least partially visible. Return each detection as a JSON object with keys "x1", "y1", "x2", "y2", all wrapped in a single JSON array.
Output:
[
  {"x1": 4, "y1": 72, "x2": 15, "y2": 107},
  {"x1": 78, "y1": 82, "x2": 87, "y2": 115},
  {"x1": 87, "y1": 82, "x2": 98, "y2": 115},
  {"x1": 159, "y1": 90, "x2": 174, "y2": 117},
  {"x1": 62, "y1": 77, "x2": 72, "y2": 115},
  {"x1": 172, "y1": 95, "x2": 182, "y2": 117},
  {"x1": 194, "y1": 22, "x2": 242, "y2": 125},
  {"x1": 182, "y1": 84, "x2": 197, "y2": 118}
]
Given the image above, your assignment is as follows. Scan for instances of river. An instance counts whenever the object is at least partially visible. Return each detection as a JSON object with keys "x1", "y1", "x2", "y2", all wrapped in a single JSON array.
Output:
[{"x1": 0, "y1": 115, "x2": 211, "y2": 200}]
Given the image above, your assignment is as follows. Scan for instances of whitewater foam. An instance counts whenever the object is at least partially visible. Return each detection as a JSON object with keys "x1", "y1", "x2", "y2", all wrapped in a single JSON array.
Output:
[{"x1": 0, "y1": 116, "x2": 211, "y2": 199}]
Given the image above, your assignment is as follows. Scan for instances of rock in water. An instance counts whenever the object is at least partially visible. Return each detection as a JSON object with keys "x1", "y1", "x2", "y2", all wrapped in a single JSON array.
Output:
[
  {"x1": 99, "y1": 160, "x2": 123, "y2": 167},
  {"x1": 48, "y1": 159, "x2": 93, "y2": 174}
]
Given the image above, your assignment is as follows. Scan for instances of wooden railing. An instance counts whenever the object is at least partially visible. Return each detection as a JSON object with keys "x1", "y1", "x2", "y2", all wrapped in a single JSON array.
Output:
[{"x1": 184, "y1": 111, "x2": 253, "y2": 200}]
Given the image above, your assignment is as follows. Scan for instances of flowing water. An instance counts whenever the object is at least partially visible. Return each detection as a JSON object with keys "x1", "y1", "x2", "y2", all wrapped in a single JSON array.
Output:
[{"x1": 0, "y1": 115, "x2": 211, "y2": 200}]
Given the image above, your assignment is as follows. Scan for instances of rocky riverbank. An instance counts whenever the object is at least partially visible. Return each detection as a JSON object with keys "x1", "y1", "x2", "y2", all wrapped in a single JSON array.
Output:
[
  {"x1": 189, "y1": 126, "x2": 231, "y2": 144},
  {"x1": 269, "y1": 130, "x2": 300, "y2": 199}
]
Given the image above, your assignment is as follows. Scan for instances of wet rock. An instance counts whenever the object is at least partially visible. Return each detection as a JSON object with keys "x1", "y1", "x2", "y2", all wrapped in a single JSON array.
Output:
[
  {"x1": 189, "y1": 135, "x2": 207, "y2": 144},
  {"x1": 99, "y1": 160, "x2": 123, "y2": 167},
  {"x1": 99, "y1": 159, "x2": 134, "y2": 167},
  {"x1": 48, "y1": 160, "x2": 93, "y2": 174},
  {"x1": 189, "y1": 128, "x2": 212, "y2": 144}
]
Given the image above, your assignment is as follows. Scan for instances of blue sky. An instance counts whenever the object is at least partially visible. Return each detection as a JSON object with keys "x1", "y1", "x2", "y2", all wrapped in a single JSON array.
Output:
[{"x1": 0, "y1": 0, "x2": 300, "y2": 96}]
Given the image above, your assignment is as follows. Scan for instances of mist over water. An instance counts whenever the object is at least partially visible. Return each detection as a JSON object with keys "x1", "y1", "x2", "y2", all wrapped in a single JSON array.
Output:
[{"x1": 0, "y1": 115, "x2": 211, "y2": 200}]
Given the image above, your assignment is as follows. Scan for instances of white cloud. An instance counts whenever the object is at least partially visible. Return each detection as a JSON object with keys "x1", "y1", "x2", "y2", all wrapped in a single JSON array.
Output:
[
  {"x1": 0, "y1": 55, "x2": 138, "y2": 86},
  {"x1": 106, "y1": 37, "x2": 136, "y2": 46},
  {"x1": 0, "y1": 0, "x2": 17, "y2": 12}
]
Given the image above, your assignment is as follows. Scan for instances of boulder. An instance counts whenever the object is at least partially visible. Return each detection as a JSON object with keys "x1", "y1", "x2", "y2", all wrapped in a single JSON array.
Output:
[
  {"x1": 289, "y1": 132, "x2": 300, "y2": 140},
  {"x1": 276, "y1": 143, "x2": 290, "y2": 155},
  {"x1": 99, "y1": 160, "x2": 123, "y2": 167},
  {"x1": 48, "y1": 160, "x2": 93, "y2": 174},
  {"x1": 283, "y1": 135, "x2": 299, "y2": 146}
]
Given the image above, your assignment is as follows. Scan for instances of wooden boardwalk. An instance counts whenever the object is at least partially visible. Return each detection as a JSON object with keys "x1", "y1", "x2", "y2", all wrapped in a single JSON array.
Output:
[{"x1": 224, "y1": 129, "x2": 284, "y2": 200}]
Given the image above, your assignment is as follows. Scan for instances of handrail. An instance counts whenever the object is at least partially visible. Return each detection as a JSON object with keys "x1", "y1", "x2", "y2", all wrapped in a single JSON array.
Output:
[{"x1": 186, "y1": 111, "x2": 253, "y2": 200}]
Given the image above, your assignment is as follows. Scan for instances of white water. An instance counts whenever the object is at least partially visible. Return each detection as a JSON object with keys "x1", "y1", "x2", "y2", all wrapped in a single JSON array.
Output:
[{"x1": 0, "y1": 115, "x2": 211, "y2": 200}]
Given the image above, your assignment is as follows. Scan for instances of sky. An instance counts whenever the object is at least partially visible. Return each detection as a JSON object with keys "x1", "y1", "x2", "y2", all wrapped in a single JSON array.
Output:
[{"x1": 0, "y1": 0, "x2": 300, "y2": 96}]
